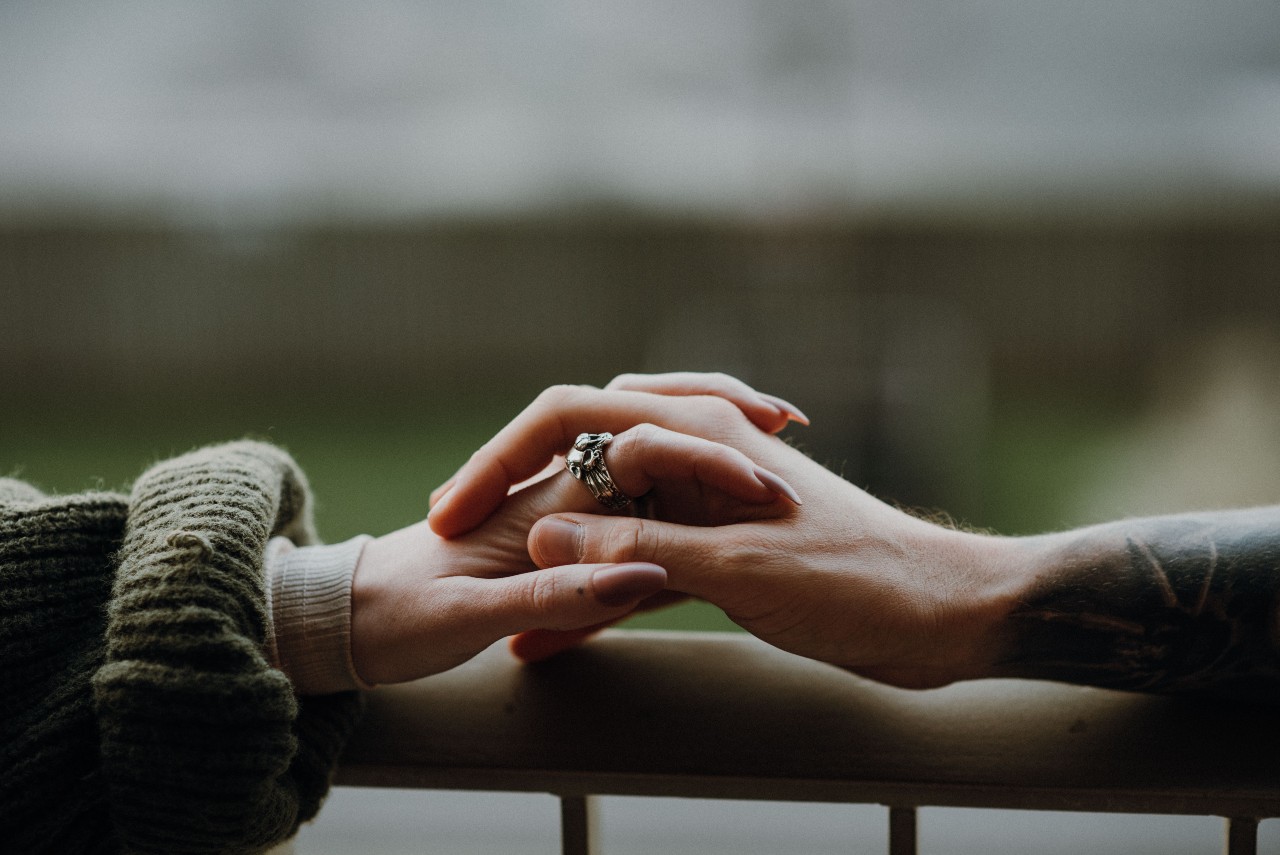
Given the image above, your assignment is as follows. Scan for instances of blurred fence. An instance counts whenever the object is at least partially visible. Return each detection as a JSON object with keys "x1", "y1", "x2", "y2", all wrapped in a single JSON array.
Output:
[{"x1": 3, "y1": 211, "x2": 1279, "y2": 516}]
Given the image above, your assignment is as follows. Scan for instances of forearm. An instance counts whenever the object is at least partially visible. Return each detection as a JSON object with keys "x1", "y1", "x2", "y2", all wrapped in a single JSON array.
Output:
[{"x1": 981, "y1": 507, "x2": 1280, "y2": 702}]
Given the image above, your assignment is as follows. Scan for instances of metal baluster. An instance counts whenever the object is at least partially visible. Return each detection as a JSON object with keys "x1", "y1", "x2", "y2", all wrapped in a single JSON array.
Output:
[
  {"x1": 888, "y1": 806, "x2": 918, "y2": 855},
  {"x1": 561, "y1": 795, "x2": 600, "y2": 855},
  {"x1": 1224, "y1": 817, "x2": 1258, "y2": 855}
]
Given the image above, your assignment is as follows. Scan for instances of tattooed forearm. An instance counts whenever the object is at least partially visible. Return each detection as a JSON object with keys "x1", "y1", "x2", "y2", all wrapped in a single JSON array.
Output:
[{"x1": 995, "y1": 508, "x2": 1280, "y2": 703}]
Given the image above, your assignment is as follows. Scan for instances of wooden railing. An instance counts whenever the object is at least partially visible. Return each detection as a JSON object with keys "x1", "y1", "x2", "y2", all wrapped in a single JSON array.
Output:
[{"x1": 335, "y1": 631, "x2": 1280, "y2": 855}]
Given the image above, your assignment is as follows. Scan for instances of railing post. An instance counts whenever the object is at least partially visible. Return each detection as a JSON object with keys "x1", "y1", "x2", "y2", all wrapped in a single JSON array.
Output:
[
  {"x1": 1224, "y1": 817, "x2": 1258, "y2": 855},
  {"x1": 888, "y1": 806, "x2": 917, "y2": 855},
  {"x1": 560, "y1": 794, "x2": 600, "y2": 855}
]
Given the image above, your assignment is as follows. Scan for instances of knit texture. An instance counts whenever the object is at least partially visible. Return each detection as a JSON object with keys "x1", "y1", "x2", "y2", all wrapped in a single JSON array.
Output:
[
  {"x1": 268, "y1": 535, "x2": 373, "y2": 695},
  {"x1": 0, "y1": 483, "x2": 127, "y2": 853},
  {"x1": 1, "y1": 442, "x2": 363, "y2": 854}
]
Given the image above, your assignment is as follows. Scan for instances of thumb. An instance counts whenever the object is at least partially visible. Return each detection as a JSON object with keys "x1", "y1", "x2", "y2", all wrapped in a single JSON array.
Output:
[
  {"x1": 529, "y1": 514, "x2": 725, "y2": 599},
  {"x1": 510, "y1": 589, "x2": 689, "y2": 663},
  {"x1": 478, "y1": 561, "x2": 667, "y2": 640}
]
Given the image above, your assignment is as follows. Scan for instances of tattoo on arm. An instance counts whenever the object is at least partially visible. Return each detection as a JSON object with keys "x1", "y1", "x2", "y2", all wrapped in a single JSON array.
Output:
[{"x1": 998, "y1": 509, "x2": 1280, "y2": 703}]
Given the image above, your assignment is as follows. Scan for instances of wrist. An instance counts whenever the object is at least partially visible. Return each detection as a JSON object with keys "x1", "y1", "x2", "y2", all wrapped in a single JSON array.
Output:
[
  {"x1": 350, "y1": 522, "x2": 453, "y2": 686},
  {"x1": 268, "y1": 535, "x2": 373, "y2": 694},
  {"x1": 914, "y1": 524, "x2": 1033, "y2": 685},
  {"x1": 349, "y1": 528, "x2": 409, "y2": 686}
]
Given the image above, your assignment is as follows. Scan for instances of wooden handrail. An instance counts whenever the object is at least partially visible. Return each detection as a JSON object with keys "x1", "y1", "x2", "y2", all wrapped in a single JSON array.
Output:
[{"x1": 336, "y1": 630, "x2": 1280, "y2": 818}]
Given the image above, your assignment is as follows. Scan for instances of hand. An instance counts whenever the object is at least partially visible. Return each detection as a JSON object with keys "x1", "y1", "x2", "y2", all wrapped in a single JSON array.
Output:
[
  {"x1": 422, "y1": 373, "x2": 1014, "y2": 689},
  {"x1": 528, "y1": 431, "x2": 1019, "y2": 688},
  {"x1": 424, "y1": 373, "x2": 809, "y2": 662},
  {"x1": 427, "y1": 372, "x2": 807, "y2": 538},
  {"x1": 350, "y1": 422, "x2": 799, "y2": 684}
]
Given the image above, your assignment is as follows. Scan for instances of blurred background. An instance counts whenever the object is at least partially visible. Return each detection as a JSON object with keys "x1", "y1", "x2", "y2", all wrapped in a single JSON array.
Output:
[{"x1": 3, "y1": 2, "x2": 1279, "y2": 852}]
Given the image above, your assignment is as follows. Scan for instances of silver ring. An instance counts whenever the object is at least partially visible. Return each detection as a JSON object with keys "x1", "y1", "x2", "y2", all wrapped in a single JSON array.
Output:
[{"x1": 565, "y1": 432, "x2": 632, "y2": 511}]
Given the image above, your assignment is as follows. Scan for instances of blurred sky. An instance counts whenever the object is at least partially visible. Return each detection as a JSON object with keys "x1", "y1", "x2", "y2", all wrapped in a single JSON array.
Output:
[{"x1": 1, "y1": 1, "x2": 1279, "y2": 224}]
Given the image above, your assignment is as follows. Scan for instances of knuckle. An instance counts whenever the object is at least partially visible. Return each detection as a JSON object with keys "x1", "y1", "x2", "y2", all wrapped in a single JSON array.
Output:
[
  {"x1": 708, "y1": 371, "x2": 735, "y2": 387},
  {"x1": 711, "y1": 443, "x2": 749, "y2": 472},
  {"x1": 525, "y1": 571, "x2": 564, "y2": 616},
  {"x1": 535, "y1": 384, "x2": 579, "y2": 407},
  {"x1": 693, "y1": 393, "x2": 741, "y2": 421},
  {"x1": 626, "y1": 421, "x2": 662, "y2": 446},
  {"x1": 592, "y1": 518, "x2": 648, "y2": 564},
  {"x1": 614, "y1": 422, "x2": 660, "y2": 460},
  {"x1": 709, "y1": 371, "x2": 750, "y2": 395},
  {"x1": 606, "y1": 372, "x2": 641, "y2": 390}
]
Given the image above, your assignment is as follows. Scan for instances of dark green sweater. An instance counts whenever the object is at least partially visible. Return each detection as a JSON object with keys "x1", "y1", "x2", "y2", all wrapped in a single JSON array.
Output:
[{"x1": 0, "y1": 442, "x2": 363, "y2": 854}]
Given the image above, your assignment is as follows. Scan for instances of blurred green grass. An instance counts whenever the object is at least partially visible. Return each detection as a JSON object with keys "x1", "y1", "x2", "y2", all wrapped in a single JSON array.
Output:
[{"x1": 984, "y1": 391, "x2": 1135, "y2": 535}]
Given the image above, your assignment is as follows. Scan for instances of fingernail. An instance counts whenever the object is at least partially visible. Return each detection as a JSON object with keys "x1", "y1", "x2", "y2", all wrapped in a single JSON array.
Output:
[
  {"x1": 534, "y1": 518, "x2": 584, "y2": 564},
  {"x1": 592, "y1": 563, "x2": 667, "y2": 607},
  {"x1": 427, "y1": 490, "x2": 451, "y2": 519},
  {"x1": 754, "y1": 467, "x2": 803, "y2": 505},
  {"x1": 759, "y1": 392, "x2": 810, "y2": 426},
  {"x1": 429, "y1": 478, "x2": 456, "y2": 509}
]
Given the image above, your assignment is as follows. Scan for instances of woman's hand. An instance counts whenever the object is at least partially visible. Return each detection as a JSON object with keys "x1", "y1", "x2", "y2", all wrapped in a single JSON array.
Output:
[{"x1": 350, "y1": 422, "x2": 799, "y2": 685}]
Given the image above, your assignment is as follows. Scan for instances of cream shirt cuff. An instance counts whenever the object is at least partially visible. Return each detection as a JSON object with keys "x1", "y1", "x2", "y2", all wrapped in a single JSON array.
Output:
[{"x1": 264, "y1": 534, "x2": 375, "y2": 695}]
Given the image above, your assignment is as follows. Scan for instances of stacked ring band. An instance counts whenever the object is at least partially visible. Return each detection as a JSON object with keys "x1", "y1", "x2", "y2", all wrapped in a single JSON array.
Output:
[{"x1": 565, "y1": 432, "x2": 633, "y2": 511}]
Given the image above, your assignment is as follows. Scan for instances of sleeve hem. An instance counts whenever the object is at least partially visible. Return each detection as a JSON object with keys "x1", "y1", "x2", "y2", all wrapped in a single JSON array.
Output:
[{"x1": 268, "y1": 534, "x2": 374, "y2": 694}]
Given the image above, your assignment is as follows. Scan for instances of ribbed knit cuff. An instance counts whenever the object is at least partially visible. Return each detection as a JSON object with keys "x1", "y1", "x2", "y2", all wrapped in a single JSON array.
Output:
[{"x1": 264, "y1": 535, "x2": 374, "y2": 695}]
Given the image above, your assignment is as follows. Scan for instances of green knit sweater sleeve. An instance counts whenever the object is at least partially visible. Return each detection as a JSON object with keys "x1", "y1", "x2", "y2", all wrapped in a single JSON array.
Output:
[
  {"x1": 92, "y1": 442, "x2": 363, "y2": 854},
  {"x1": 1, "y1": 481, "x2": 128, "y2": 853}
]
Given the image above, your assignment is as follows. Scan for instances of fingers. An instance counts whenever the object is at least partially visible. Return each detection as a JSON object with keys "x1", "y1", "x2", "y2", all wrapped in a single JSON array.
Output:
[
  {"x1": 529, "y1": 513, "x2": 729, "y2": 600},
  {"x1": 428, "y1": 476, "x2": 456, "y2": 509},
  {"x1": 509, "y1": 589, "x2": 687, "y2": 663},
  {"x1": 592, "y1": 424, "x2": 801, "y2": 508},
  {"x1": 509, "y1": 625, "x2": 608, "y2": 663},
  {"x1": 428, "y1": 385, "x2": 795, "y2": 537},
  {"x1": 473, "y1": 561, "x2": 668, "y2": 641},
  {"x1": 606, "y1": 372, "x2": 809, "y2": 431},
  {"x1": 757, "y1": 392, "x2": 810, "y2": 427},
  {"x1": 491, "y1": 423, "x2": 799, "y2": 539},
  {"x1": 429, "y1": 386, "x2": 683, "y2": 536},
  {"x1": 428, "y1": 458, "x2": 561, "y2": 511}
]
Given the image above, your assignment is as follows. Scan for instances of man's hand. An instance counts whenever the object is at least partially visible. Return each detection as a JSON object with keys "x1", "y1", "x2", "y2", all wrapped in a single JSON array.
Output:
[{"x1": 526, "y1": 431, "x2": 1020, "y2": 689}]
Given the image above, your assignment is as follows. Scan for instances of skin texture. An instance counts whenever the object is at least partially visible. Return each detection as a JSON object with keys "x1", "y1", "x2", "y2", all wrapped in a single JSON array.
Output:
[
  {"x1": 525, "y1": 440, "x2": 1016, "y2": 689},
  {"x1": 529, "y1": 464, "x2": 1280, "y2": 699},
  {"x1": 446, "y1": 374, "x2": 1280, "y2": 701},
  {"x1": 993, "y1": 509, "x2": 1280, "y2": 702},
  {"x1": 427, "y1": 374, "x2": 804, "y2": 538},
  {"x1": 351, "y1": 381, "x2": 803, "y2": 685},
  {"x1": 437, "y1": 374, "x2": 1011, "y2": 688}
]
